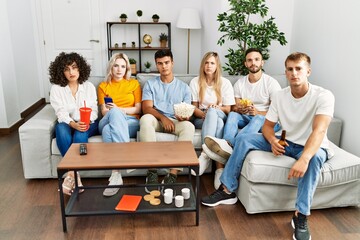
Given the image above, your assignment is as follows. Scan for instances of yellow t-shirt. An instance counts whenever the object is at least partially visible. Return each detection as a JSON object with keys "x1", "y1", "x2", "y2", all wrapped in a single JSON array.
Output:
[{"x1": 98, "y1": 78, "x2": 142, "y2": 118}]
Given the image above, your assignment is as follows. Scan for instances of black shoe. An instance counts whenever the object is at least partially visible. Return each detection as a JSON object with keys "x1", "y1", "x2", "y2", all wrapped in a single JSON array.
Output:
[
  {"x1": 201, "y1": 185, "x2": 238, "y2": 207},
  {"x1": 145, "y1": 170, "x2": 159, "y2": 193},
  {"x1": 291, "y1": 213, "x2": 311, "y2": 240}
]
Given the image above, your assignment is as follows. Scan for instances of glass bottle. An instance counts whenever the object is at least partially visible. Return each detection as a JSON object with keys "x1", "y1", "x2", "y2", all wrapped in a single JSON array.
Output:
[{"x1": 278, "y1": 130, "x2": 286, "y2": 147}]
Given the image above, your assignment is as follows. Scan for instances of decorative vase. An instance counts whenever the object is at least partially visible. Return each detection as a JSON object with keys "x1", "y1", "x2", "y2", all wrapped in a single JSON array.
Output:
[
  {"x1": 130, "y1": 64, "x2": 137, "y2": 75},
  {"x1": 160, "y1": 40, "x2": 167, "y2": 48}
]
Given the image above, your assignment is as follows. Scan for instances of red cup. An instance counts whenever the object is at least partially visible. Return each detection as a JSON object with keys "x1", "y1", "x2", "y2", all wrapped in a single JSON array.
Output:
[{"x1": 79, "y1": 107, "x2": 92, "y2": 129}]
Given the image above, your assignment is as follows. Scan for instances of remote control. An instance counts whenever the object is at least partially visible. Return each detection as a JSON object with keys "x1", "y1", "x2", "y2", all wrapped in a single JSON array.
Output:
[{"x1": 79, "y1": 144, "x2": 87, "y2": 155}]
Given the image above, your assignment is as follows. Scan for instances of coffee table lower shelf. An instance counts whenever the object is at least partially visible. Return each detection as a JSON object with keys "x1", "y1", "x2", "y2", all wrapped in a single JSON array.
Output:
[{"x1": 65, "y1": 183, "x2": 197, "y2": 216}]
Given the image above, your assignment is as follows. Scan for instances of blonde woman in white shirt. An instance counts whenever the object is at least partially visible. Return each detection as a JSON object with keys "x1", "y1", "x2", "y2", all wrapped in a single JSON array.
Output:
[
  {"x1": 49, "y1": 52, "x2": 99, "y2": 196},
  {"x1": 189, "y1": 52, "x2": 235, "y2": 178}
]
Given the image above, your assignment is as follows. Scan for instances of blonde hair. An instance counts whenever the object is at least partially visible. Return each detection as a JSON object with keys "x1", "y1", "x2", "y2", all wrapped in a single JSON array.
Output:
[
  {"x1": 105, "y1": 53, "x2": 131, "y2": 83},
  {"x1": 285, "y1": 52, "x2": 311, "y2": 67},
  {"x1": 198, "y1": 52, "x2": 222, "y2": 105}
]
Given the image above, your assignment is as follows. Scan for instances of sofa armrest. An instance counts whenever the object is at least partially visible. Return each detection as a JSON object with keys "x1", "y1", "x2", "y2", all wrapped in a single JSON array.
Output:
[
  {"x1": 328, "y1": 117, "x2": 342, "y2": 146},
  {"x1": 19, "y1": 104, "x2": 57, "y2": 178}
]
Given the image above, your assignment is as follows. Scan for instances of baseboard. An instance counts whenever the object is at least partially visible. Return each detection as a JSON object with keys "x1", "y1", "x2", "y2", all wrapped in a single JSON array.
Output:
[
  {"x1": 21, "y1": 98, "x2": 46, "y2": 119},
  {"x1": 0, "y1": 118, "x2": 25, "y2": 135},
  {"x1": 0, "y1": 98, "x2": 46, "y2": 136}
]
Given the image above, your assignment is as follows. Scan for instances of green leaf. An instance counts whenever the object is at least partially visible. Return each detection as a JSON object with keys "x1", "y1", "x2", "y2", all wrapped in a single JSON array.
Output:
[{"x1": 217, "y1": 0, "x2": 287, "y2": 75}]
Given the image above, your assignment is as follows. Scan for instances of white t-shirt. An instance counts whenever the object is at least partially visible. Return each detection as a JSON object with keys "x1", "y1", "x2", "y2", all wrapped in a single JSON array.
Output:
[
  {"x1": 266, "y1": 83, "x2": 335, "y2": 154},
  {"x1": 233, "y1": 73, "x2": 281, "y2": 111},
  {"x1": 189, "y1": 76, "x2": 235, "y2": 110},
  {"x1": 50, "y1": 81, "x2": 98, "y2": 124}
]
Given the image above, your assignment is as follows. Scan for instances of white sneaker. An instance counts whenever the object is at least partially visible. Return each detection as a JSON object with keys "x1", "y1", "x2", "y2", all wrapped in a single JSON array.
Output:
[
  {"x1": 204, "y1": 136, "x2": 233, "y2": 159},
  {"x1": 103, "y1": 171, "x2": 123, "y2": 197},
  {"x1": 202, "y1": 144, "x2": 228, "y2": 165},
  {"x1": 214, "y1": 168, "x2": 224, "y2": 190},
  {"x1": 191, "y1": 151, "x2": 210, "y2": 176}
]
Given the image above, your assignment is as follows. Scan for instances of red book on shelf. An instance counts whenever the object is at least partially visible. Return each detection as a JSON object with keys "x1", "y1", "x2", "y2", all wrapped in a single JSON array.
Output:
[{"x1": 115, "y1": 195, "x2": 142, "y2": 212}]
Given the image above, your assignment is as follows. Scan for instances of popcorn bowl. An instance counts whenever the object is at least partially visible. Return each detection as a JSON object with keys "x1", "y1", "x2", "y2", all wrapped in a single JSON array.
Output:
[{"x1": 173, "y1": 102, "x2": 195, "y2": 118}]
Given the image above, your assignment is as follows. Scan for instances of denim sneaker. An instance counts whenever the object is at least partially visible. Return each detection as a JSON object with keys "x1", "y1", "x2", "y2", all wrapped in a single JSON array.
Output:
[
  {"x1": 201, "y1": 185, "x2": 238, "y2": 207},
  {"x1": 291, "y1": 212, "x2": 311, "y2": 240},
  {"x1": 145, "y1": 170, "x2": 159, "y2": 193}
]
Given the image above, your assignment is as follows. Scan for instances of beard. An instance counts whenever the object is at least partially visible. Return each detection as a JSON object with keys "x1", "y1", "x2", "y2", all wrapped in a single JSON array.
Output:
[{"x1": 247, "y1": 65, "x2": 262, "y2": 74}]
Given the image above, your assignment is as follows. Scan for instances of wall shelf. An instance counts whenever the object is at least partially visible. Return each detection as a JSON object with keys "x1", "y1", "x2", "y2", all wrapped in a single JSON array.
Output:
[{"x1": 106, "y1": 22, "x2": 171, "y2": 73}]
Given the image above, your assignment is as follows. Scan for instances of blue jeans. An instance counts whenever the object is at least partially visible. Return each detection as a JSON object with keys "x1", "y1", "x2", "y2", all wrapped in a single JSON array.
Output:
[
  {"x1": 55, "y1": 121, "x2": 99, "y2": 157},
  {"x1": 193, "y1": 108, "x2": 227, "y2": 143},
  {"x1": 223, "y1": 112, "x2": 280, "y2": 146},
  {"x1": 220, "y1": 133, "x2": 327, "y2": 215},
  {"x1": 98, "y1": 108, "x2": 139, "y2": 143}
]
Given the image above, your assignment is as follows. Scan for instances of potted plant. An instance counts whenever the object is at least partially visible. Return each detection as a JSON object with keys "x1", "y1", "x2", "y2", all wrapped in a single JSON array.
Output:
[
  {"x1": 114, "y1": 43, "x2": 119, "y2": 48},
  {"x1": 119, "y1": 13, "x2": 127, "y2": 23},
  {"x1": 136, "y1": 10, "x2": 143, "y2": 22},
  {"x1": 144, "y1": 61, "x2": 151, "y2": 73},
  {"x1": 217, "y1": 0, "x2": 287, "y2": 75},
  {"x1": 131, "y1": 41, "x2": 136, "y2": 48},
  {"x1": 159, "y1": 33, "x2": 168, "y2": 48},
  {"x1": 152, "y1": 14, "x2": 160, "y2": 23},
  {"x1": 122, "y1": 42, "x2": 126, "y2": 48},
  {"x1": 129, "y1": 58, "x2": 137, "y2": 74}
]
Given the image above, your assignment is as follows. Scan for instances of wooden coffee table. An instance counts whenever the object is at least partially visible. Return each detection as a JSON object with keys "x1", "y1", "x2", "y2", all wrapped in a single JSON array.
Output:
[{"x1": 57, "y1": 141, "x2": 200, "y2": 232}]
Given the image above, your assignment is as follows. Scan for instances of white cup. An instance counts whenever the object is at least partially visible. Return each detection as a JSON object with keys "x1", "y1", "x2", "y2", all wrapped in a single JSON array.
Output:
[
  {"x1": 175, "y1": 195, "x2": 184, "y2": 208},
  {"x1": 164, "y1": 188, "x2": 173, "y2": 198},
  {"x1": 164, "y1": 192, "x2": 173, "y2": 204},
  {"x1": 181, "y1": 188, "x2": 190, "y2": 200}
]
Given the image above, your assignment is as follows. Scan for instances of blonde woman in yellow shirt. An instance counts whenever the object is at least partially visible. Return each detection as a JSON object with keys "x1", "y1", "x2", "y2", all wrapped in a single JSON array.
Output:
[{"x1": 98, "y1": 53, "x2": 142, "y2": 196}]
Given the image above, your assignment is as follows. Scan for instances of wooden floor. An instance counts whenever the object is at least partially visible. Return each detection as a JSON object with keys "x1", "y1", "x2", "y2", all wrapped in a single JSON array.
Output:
[{"x1": 0, "y1": 131, "x2": 359, "y2": 240}]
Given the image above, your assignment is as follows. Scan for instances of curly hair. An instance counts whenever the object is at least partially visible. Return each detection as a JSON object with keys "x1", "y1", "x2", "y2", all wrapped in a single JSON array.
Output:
[{"x1": 49, "y1": 52, "x2": 91, "y2": 87}]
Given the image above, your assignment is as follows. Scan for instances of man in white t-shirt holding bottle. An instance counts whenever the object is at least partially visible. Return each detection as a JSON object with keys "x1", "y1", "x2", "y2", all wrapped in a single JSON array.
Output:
[
  {"x1": 203, "y1": 48, "x2": 281, "y2": 188},
  {"x1": 201, "y1": 52, "x2": 335, "y2": 240}
]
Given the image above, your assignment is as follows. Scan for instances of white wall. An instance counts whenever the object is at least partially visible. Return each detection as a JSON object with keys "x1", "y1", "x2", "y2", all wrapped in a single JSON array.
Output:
[
  {"x1": 0, "y1": 0, "x2": 20, "y2": 128},
  {"x1": 291, "y1": 0, "x2": 360, "y2": 157},
  {"x1": 0, "y1": 0, "x2": 42, "y2": 128}
]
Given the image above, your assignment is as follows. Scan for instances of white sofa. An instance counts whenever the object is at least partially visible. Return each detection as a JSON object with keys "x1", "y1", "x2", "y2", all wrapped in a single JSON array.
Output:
[{"x1": 19, "y1": 73, "x2": 360, "y2": 213}]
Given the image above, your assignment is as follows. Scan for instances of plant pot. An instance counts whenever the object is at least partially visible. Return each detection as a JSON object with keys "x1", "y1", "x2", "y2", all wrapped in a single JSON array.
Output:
[
  {"x1": 120, "y1": 18, "x2": 127, "y2": 23},
  {"x1": 130, "y1": 64, "x2": 137, "y2": 75},
  {"x1": 144, "y1": 68, "x2": 151, "y2": 73},
  {"x1": 137, "y1": 17, "x2": 142, "y2": 22},
  {"x1": 152, "y1": 19, "x2": 159, "y2": 23},
  {"x1": 160, "y1": 40, "x2": 167, "y2": 48}
]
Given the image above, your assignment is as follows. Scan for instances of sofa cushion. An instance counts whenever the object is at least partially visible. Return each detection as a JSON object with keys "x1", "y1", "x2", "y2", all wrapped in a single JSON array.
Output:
[{"x1": 241, "y1": 142, "x2": 360, "y2": 187}]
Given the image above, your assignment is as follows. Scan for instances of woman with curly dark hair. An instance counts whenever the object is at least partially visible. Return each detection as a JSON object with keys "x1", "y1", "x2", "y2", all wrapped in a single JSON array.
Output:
[{"x1": 49, "y1": 52, "x2": 99, "y2": 195}]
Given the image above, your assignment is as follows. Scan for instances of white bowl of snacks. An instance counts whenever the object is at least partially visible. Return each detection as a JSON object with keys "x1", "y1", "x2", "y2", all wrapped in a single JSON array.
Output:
[{"x1": 173, "y1": 102, "x2": 195, "y2": 118}]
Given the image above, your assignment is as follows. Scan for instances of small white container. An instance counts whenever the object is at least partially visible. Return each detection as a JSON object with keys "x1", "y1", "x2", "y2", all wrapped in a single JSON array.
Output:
[{"x1": 175, "y1": 195, "x2": 184, "y2": 208}]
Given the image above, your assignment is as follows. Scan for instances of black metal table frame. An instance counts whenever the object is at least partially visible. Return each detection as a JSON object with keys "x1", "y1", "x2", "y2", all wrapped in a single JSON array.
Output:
[{"x1": 57, "y1": 165, "x2": 200, "y2": 232}]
